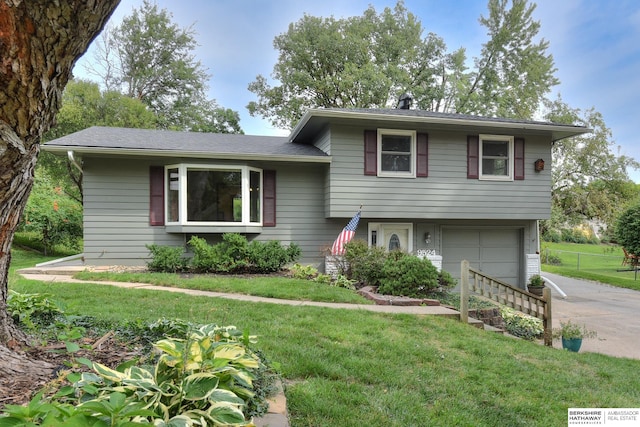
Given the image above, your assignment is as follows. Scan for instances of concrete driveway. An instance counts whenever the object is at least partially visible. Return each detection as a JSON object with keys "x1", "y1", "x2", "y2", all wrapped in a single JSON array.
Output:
[{"x1": 544, "y1": 272, "x2": 640, "y2": 359}]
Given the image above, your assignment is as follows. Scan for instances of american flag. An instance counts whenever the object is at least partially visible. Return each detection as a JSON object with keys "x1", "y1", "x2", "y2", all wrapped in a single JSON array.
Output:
[{"x1": 330, "y1": 210, "x2": 361, "y2": 255}]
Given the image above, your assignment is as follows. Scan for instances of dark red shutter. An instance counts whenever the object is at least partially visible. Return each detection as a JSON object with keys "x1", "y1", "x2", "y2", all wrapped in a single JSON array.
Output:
[
  {"x1": 467, "y1": 135, "x2": 479, "y2": 179},
  {"x1": 416, "y1": 133, "x2": 428, "y2": 177},
  {"x1": 364, "y1": 130, "x2": 377, "y2": 175},
  {"x1": 263, "y1": 170, "x2": 276, "y2": 227},
  {"x1": 514, "y1": 137, "x2": 525, "y2": 180},
  {"x1": 149, "y1": 166, "x2": 165, "y2": 226}
]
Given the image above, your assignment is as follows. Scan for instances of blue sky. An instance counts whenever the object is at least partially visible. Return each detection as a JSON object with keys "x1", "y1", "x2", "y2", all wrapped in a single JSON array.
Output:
[{"x1": 74, "y1": 0, "x2": 640, "y2": 181}]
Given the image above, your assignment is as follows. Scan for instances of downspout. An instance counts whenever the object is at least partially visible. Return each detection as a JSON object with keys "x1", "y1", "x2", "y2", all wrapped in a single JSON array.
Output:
[{"x1": 67, "y1": 150, "x2": 83, "y2": 174}]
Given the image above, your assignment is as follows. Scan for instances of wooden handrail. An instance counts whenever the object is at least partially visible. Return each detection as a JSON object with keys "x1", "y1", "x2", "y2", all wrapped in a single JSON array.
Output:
[{"x1": 460, "y1": 260, "x2": 552, "y2": 346}]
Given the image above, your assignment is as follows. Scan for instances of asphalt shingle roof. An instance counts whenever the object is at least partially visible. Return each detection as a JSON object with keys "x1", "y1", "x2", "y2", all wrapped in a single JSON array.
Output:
[{"x1": 44, "y1": 126, "x2": 328, "y2": 159}]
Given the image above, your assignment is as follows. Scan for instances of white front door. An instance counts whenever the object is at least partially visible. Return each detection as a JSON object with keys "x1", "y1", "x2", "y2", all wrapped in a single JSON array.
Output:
[{"x1": 369, "y1": 223, "x2": 413, "y2": 252}]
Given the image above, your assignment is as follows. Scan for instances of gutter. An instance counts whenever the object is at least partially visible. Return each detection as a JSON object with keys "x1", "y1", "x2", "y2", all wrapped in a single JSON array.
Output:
[
  {"x1": 67, "y1": 150, "x2": 83, "y2": 173},
  {"x1": 44, "y1": 147, "x2": 332, "y2": 164}
]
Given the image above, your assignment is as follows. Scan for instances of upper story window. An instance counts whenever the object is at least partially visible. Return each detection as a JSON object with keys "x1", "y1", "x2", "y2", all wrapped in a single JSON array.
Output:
[
  {"x1": 479, "y1": 134, "x2": 514, "y2": 181},
  {"x1": 166, "y1": 164, "x2": 262, "y2": 226},
  {"x1": 377, "y1": 129, "x2": 416, "y2": 178}
]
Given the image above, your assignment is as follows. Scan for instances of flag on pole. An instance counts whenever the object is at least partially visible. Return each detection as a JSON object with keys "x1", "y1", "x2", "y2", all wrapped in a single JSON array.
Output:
[{"x1": 331, "y1": 209, "x2": 361, "y2": 255}]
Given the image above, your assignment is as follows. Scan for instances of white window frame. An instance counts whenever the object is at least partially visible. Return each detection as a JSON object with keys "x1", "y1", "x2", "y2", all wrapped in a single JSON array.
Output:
[
  {"x1": 479, "y1": 134, "x2": 514, "y2": 181},
  {"x1": 165, "y1": 163, "x2": 263, "y2": 226},
  {"x1": 368, "y1": 222, "x2": 414, "y2": 253},
  {"x1": 377, "y1": 129, "x2": 416, "y2": 178}
]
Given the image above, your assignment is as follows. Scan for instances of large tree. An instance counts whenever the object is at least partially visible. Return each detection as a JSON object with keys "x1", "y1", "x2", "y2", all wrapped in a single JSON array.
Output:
[
  {"x1": 544, "y1": 96, "x2": 639, "y2": 232},
  {"x1": 87, "y1": 0, "x2": 242, "y2": 132},
  {"x1": 0, "y1": 0, "x2": 120, "y2": 377},
  {"x1": 248, "y1": 0, "x2": 557, "y2": 129},
  {"x1": 40, "y1": 79, "x2": 157, "y2": 204}
]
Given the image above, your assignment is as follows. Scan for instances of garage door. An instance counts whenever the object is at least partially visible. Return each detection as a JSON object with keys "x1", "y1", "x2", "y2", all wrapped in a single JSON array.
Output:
[{"x1": 442, "y1": 228, "x2": 522, "y2": 287}]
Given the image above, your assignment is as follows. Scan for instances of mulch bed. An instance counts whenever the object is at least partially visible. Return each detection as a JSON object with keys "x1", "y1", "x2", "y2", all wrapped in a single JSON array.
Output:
[{"x1": 0, "y1": 332, "x2": 143, "y2": 410}]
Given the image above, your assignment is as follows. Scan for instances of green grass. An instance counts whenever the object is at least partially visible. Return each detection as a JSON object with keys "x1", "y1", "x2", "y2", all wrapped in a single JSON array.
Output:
[
  {"x1": 74, "y1": 271, "x2": 372, "y2": 304},
  {"x1": 8, "y1": 247, "x2": 640, "y2": 426},
  {"x1": 541, "y1": 242, "x2": 640, "y2": 290}
]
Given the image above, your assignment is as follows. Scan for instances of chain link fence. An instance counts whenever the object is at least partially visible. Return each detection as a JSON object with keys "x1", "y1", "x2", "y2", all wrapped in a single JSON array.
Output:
[{"x1": 541, "y1": 248, "x2": 640, "y2": 281}]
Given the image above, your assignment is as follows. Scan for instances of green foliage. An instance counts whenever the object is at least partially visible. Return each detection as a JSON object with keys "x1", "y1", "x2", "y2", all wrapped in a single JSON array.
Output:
[
  {"x1": 7, "y1": 291, "x2": 64, "y2": 332},
  {"x1": 182, "y1": 234, "x2": 300, "y2": 273},
  {"x1": 377, "y1": 251, "x2": 442, "y2": 298},
  {"x1": 145, "y1": 244, "x2": 188, "y2": 272},
  {"x1": 95, "y1": 0, "x2": 242, "y2": 133},
  {"x1": 290, "y1": 263, "x2": 319, "y2": 280},
  {"x1": 615, "y1": 204, "x2": 640, "y2": 255},
  {"x1": 546, "y1": 97, "x2": 639, "y2": 231},
  {"x1": 20, "y1": 171, "x2": 83, "y2": 256},
  {"x1": 0, "y1": 323, "x2": 268, "y2": 426},
  {"x1": 552, "y1": 320, "x2": 597, "y2": 340},
  {"x1": 499, "y1": 307, "x2": 543, "y2": 340},
  {"x1": 344, "y1": 239, "x2": 387, "y2": 287},
  {"x1": 249, "y1": 0, "x2": 557, "y2": 129},
  {"x1": 344, "y1": 240, "x2": 455, "y2": 297}
]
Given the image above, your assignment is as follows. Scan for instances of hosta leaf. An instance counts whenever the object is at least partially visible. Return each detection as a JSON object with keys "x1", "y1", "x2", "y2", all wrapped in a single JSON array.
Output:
[
  {"x1": 93, "y1": 362, "x2": 127, "y2": 382},
  {"x1": 207, "y1": 388, "x2": 245, "y2": 405},
  {"x1": 207, "y1": 403, "x2": 246, "y2": 424},
  {"x1": 154, "y1": 339, "x2": 183, "y2": 357},
  {"x1": 214, "y1": 345, "x2": 245, "y2": 361},
  {"x1": 182, "y1": 374, "x2": 219, "y2": 400}
]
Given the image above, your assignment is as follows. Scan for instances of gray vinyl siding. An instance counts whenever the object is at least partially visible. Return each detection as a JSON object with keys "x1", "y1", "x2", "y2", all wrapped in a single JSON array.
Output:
[
  {"x1": 83, "y1": 158, "x2": 183, "y2": 266},
  {"x1": 82, "y1": 157, "x2": 345, "y2": 267},
  {"x1": 325, "y1": 124, "x2": 552, "y2": 220}
]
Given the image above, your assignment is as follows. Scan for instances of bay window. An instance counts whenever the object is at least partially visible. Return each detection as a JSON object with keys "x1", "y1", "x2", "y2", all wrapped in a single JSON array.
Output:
[{"x1": 166, "y1": 164, "x2": 262, "y2": 225}]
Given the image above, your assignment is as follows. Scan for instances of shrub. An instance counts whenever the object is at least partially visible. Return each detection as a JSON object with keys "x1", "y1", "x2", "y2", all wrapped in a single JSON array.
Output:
[
  {"x1": 377, "y1": 251, "x2": 441, "y2": 298},
  {"x1": 20, "y1": 173, "x2": 83, "y2": 255},
  {"x1": 344, "y1": 240, "x2": 387, "y2": 286},
  {"x1": 248, "y1": 239, "x2": 300, "y2": 273},
  {"x1": 188, "y1": 234, "x2": 300, "y2": 274},
  {"x1": 145, "y1": 244, "x2": 188, "y2": 272},
  {"x1": 500, "y1": 307, "x2": 543, "y2": 340}
]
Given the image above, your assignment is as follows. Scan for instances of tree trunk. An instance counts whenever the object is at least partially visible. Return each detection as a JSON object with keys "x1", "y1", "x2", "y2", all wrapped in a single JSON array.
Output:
[{"x1": 0, "y1": 0, "x2": 120, "y2": 377}]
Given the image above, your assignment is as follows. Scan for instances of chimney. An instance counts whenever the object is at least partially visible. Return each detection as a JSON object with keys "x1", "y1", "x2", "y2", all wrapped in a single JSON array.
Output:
[{"x1": 397, "y1": 93, "x2": 412, "y2": 110}]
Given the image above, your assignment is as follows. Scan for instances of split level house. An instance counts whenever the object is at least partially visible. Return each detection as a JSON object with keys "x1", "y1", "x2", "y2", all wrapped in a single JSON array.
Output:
[{"x1": 43, "y1": 108, "x2": 590, "y2": 289}]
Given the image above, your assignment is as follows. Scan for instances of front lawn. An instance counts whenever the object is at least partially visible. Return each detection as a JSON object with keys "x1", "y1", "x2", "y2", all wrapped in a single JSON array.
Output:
[
  {"x1": 541, "y1": 242, "x2": 640, "y2": 290},
  {"x1": 8, "y1": 248, "x2": 640, "y2": 426}
]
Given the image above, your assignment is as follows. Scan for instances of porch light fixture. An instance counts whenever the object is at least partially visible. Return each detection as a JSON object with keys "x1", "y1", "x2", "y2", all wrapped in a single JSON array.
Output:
[
  {"x1": 534, "y1": 158, "x2": 545, "y2": 172},
  {"x1": 424, "y1": 232, "x2": 431, "y2": 244}
]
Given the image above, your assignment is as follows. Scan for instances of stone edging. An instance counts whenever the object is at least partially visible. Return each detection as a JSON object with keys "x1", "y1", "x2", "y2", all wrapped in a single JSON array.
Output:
[{"x1": 357, "y1": 286, "x2": 441, "y2": 306}]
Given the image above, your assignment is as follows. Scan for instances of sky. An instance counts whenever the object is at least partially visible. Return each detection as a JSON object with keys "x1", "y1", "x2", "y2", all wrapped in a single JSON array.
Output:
[{"x1": 73, "y1": 0, "x2": 640, "y2": 181}]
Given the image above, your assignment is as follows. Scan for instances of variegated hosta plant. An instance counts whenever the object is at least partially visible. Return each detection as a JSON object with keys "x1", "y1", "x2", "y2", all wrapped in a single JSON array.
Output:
[{"x1": 72, "y1": 324, "x2": 262, "y2": 426}]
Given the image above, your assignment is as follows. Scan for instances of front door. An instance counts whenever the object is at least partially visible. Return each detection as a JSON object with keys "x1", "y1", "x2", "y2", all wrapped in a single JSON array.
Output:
[{"x1": 378, "y1": 224, "x2": 413, "y2": 252}]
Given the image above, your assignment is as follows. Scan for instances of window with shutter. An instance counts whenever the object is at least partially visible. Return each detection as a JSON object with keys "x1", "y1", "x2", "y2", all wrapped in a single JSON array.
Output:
[
  {"x1": 149, "y1": 166, "x2": 165, "y2": 226},
  {"x1": 514, "y1": 137, "x2": 525, "y2": 180},
  {"x1": 263, "y1": 170, "x2": 276, "y2": 227}
]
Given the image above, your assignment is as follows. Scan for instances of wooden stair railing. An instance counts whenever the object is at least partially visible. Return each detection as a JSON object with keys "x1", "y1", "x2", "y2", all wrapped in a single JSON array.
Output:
[{"x1": 459, "y1": 260, "x2": 552, "y2": 346}]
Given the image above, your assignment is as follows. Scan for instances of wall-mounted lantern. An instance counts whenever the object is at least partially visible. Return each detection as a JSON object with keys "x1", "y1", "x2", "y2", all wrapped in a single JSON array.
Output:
[
  {"x1": 534, "y1": 158, "x2": 545, "y2": 172},
  {"x1": 424, "y1": 232, "x2": 431, "y2": 244}
]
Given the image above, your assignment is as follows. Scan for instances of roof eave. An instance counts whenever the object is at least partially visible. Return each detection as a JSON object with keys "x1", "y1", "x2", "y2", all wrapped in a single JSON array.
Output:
[
  {"x1": 289, "y1": 109, "x2": 592, "y2": 142},
  {"x1": 42, "y1": 146, "x2": 332, "y2": 163}
]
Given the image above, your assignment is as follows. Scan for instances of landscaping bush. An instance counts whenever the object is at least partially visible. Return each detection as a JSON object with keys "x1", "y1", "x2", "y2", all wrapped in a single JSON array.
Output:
[
  {"x1": 344, "y1": 239, "x2": 387, "y2": 286},
  {"x1": 145, "y1": 243, "x2": 188, "y2": 272},
  {"x1": 377, "y1": 251, "x2": 441, "y2": 298},
  {"x1": 248, "y1": 239, "x2": 301, "y2": 273},
  {"x1": 147, "y1": 234, "x2": 300, "y2": 274}
]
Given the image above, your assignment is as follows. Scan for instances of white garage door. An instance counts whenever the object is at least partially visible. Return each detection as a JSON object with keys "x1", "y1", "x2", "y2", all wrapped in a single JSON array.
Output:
[{"x1": 442, "y1": 228, "x2": 522, "y2": 287}]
